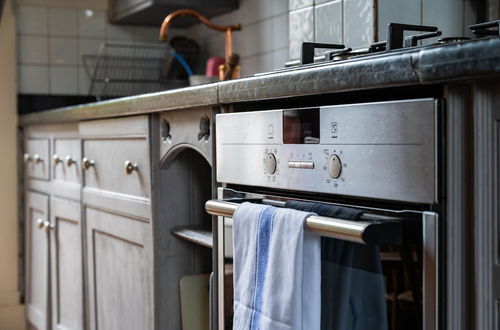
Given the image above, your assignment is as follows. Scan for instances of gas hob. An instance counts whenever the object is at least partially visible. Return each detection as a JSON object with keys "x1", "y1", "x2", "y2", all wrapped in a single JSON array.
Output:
[{"x1": 257, "y1": 20, "x2": 500, "y2": 76}]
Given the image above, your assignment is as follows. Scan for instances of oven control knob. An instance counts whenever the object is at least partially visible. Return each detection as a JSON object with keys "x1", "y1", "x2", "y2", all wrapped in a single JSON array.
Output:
[
  {"x1": 327, "y1": 154, "x2": 342, "y2": 178},
  {"x1": 265, "y1": 153, "x2": 277, "y2": 174}
]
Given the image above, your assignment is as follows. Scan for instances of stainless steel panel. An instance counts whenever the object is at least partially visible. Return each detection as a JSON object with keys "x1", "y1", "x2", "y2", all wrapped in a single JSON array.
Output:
[
  {"x1": 423, "y1": 211, "x2": 439, "y2": 330},
  {"x1": 216, "y1": 99, "x2": 437, "y2": 204}
]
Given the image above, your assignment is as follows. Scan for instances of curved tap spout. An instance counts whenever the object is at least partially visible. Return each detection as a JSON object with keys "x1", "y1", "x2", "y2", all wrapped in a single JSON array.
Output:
[{"x1": 159, "y1": 9, "x2": 241, "y2": 62}]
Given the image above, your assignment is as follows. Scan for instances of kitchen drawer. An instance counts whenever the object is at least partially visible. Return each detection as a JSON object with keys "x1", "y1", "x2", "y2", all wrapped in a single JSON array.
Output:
[
  {"x1": 53, "y1": 138, "x2": 81, "y2": 185},
  {"x1": 80, "y1": 116, "x2": 150, "y2": 202},
  {"x1": 25, "y1": 138, "x2": 50, "y2": 181}
]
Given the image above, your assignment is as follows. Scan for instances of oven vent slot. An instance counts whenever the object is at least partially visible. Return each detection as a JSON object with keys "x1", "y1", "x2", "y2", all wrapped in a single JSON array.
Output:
[{"x1": 205, "y1": 199, "x2": 402, "y2": 245}]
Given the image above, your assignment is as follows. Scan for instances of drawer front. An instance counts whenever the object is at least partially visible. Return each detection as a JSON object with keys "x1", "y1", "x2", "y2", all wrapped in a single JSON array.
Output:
[
  {"x1": 53, "y1": 138, "x2": 81, "y2": 185},
  {"x1": 25, "y1": 138, "x2": 50, "y2": 181},
  {"x1": 80, "y1": 116, "x2": 150, "y2": 200},
  {"x1": 83, "y1": 138, "x2": 150, "y2": 198}
]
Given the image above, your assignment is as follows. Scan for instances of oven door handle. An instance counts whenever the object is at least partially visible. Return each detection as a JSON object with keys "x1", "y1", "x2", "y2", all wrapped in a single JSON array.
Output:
[{"x1": 205, "y1": 199, "x2": 402, "y2": 245}]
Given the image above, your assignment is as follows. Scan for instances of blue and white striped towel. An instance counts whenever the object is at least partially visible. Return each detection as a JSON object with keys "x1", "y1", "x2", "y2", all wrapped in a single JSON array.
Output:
[{"x1": 232, "y1": 202, "x2": 321, "y2": 330}]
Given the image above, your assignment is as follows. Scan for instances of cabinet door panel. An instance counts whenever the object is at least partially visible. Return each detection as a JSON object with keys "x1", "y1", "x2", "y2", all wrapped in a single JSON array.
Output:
[
  {"x1": 25, "y1": 191, "x2": 50, "y2": 330},
  {"x1": 85, "y1": 207, "x2": 153, "y2": 330},
  {"x1": 50, "y1": 197, "x2": 83, "y2": 330}
]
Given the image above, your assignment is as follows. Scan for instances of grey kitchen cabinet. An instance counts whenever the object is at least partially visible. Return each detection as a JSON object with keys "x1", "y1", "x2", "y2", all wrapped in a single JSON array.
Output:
[
  {"x1": 25, "y1": 191, "x2": 50, "y2": 330},
  {"x1": 23, "y1": 116, "x2": 155, "y2": 330},
  {"x1": 79, "y1": 115, "x2": 154, "y2": 330},
  {"x1": 49, "y1": 197, "x2": 83, "y2": 330},
  {"x1": 24, "y1": 124, "x2": 84, "y2": 330}
]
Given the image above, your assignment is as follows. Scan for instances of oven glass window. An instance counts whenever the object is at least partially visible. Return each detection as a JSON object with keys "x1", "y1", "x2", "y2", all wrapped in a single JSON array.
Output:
[{"x1": 283, "y1": 108, "x2": 320, "y2": 144}]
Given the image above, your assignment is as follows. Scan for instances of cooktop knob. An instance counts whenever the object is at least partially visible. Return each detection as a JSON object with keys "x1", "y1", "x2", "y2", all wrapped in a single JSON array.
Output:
[
  {"x1": 265, "y1": 153, "x2": 277, "y2": 174},
  {"x1": 328, "y1": 154, "x2": 342, "y2": 179}
]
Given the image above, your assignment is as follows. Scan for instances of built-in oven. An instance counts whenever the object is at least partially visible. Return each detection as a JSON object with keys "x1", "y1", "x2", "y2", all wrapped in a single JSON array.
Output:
[{"x1": 207, "y1": 99, "x2": 443, "y2": 330}]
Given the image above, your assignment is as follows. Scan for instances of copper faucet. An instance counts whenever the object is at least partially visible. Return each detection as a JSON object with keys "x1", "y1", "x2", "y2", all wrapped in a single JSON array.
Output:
[{"x1": 159, "y1": 9, "x2": 241, "y2": 65}]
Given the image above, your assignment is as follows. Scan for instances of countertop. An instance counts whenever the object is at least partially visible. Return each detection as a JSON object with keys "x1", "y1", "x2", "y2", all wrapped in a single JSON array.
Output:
[{"x1": 20, "y1": 37, "x2": 500, "y2": 126}]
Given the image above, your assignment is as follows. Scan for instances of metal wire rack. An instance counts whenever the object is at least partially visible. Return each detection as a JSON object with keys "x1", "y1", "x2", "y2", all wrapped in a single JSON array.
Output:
[{"x1": 83, "y1": 42, "x2": 195, "y2": 100}]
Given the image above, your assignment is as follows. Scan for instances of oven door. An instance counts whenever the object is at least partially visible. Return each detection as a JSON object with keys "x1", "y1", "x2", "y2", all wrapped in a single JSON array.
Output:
[{"x1": 208, "y1": 187, "x2": 439, "y2": 330}]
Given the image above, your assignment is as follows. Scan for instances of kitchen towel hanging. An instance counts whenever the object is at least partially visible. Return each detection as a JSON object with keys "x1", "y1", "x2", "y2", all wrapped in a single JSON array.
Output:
[
  {"x1": 285, "y1": 200, "x2": 388, "y2": 330},
  {"x1": 232, "y1": 202, "x2": 321, "y2": 330}
]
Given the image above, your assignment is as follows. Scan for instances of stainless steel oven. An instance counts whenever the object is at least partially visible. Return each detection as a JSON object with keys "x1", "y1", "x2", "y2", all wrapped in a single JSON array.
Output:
[{"x1": 207, "y1": 99, "x2": 442, "y2": 330}]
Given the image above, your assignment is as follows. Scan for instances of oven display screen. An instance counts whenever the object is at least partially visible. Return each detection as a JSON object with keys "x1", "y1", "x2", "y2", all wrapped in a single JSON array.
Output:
[{"x1": 283, "y1": 108, "x2": 320, "y2": 144}]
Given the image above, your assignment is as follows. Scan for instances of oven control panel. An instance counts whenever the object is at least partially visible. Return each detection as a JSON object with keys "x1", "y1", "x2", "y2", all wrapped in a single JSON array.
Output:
[{"x1": 216, "y1": 99, "x2": 438, "y2": 204}]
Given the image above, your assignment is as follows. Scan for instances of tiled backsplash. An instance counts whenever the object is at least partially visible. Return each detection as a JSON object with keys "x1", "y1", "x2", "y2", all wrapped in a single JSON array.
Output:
[
  {"x1": 16, "y1": 4, "x2": 163, "y2": 95},
  {"x1": 289, "y1": 0, "x2": 479, "y2": 61},
  {"x1": 17, "y1": 0, "x2": 479, "y2": 94},
  {"x1": 185, "y1": 0, "x2": 289, "y2": 77}
]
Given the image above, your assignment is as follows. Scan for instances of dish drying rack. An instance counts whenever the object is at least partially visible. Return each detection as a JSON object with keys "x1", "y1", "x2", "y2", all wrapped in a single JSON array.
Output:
[{"x1": 83, "y1": 42, "x2": 196, "y2": 100}]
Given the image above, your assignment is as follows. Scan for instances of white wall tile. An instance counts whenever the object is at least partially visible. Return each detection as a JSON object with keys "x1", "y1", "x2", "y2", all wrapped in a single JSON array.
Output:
[
  {"x1": 464, "y1": 1, "x2": 480, "y2": 37},
  {"x1": 204, "y1": 34, "x2": 225, "y2": 58},
  {"x1": 78, "y1": 38, "x2": 104, "y2": 65},
  {"x1": 290, "y1": 0, "x2": 314, "y2": 11},
  {"x1": 234, "y1": 22, "x2": 258, "y2": 57},
  {"x1": 18, "y1": 35, "x2": 49, "y2": 64},
  {"x1": 289, "y1": 6, "x2": 314, "y2": 59},
  {"x1": 106, "y1": 24, "x2": 134, "y2": 41},
  {"x1": 50, "y1": 37, "x2": 78, "y2": 65},
  {"x1": 273, "y1": 0, "x2": 289, "y2": 16},
  {"x1": 18, "y1": 65, "x2": 49, "y2": 94},
  {"x1": 134, "y1": 26, "x2": 160, "y2": 42},
  {"x1": 343, "y1": 0, "x2": 374, "y2": 48},
  {"x1": 17, "y1": 5, "x2": 48, "y2": 35},
  {"x1": 79, "y1": 66, "x2": 92, "y2": 96},
  {"x1": 378, "y1": 0, "x2": 421, "y2": 41},
  {"x1": 48, "y1": 8, "x2": 77, "y2": 37},
  {"x1": 240, "y1": 55, "x2": 258, "y2": 77},
  {"x1": 50, "y1": 66, "x2": 78, "y2": 95},
  {"x1": 273, "y1": 47, "x2": 289, "y2": 69},
  {"x1": 255, "y1": 52, "x2": 275, "y2": 73},
  {"x1": 423, "y1": 0, "x2": 464, "y2": 38},
  {"x1": 224, "y1": 0, "x2": 274, "y2": 25},
  {"x1": 256, "y1": 18, "x2": 274, "y2": 54},
  {"x1": 78, "y1": 9, "x2": 106, "y2": 38},
  {"x1": 272, "y1": 14, "x2": 289, "y2": 51},
  {"x1": 315, "y1": 1, "x2": 343, "y2": 44}
]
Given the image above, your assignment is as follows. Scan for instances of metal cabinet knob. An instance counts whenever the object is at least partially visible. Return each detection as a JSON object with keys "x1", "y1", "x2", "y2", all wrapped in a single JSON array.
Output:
[
  {"x1": 124, "y1": 160, "x2": 138, "y2": 174},
  {"x1": 42, "y1": 221, "x2": 54, "y2": 232},
  {"x1": 24, "y1": 153, "x2": 32, "y2": 164},
  {"x1": 65, "y1": 155, "x2": 76, "y2": 167},
  {"x1": 33, "y1": 154, "x2": 42, "y2": 164},
  {"x1": 53, "y1": 154, "x2": 63, "y2": 165},
  {"x1": 37, "y1": 218, "x2": 44, "y2": 229},
  {"x1": 82, "y1": 157, "x2": 95, "y2": 170}
]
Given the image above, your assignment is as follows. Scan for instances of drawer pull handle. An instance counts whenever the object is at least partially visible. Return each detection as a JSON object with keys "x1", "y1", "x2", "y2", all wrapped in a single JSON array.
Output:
[
  {"x1": 37, "y1": 218, "x2": 44, "y2": 229},
  {"x1": 65, "y1": 155, "x2": 76, "y2": 167},
  {"x1": 124, "y1": 160, "x2": 138, "y2": 174},
  {"x1": 43, "y1": 221, "x2": 54, "y2": 232},
  {"x1": 33, "y1": 154, "x2": 42, "y2": 164},
  {"x1": 24, "y1": 153, "x2": 32, "y2": 164},
  {"x1": 53, "y1": 154, "x2": 63, "y2": 165},
  {"x1": 82, "y1": 157, "x2": 95, "y2": 170}
]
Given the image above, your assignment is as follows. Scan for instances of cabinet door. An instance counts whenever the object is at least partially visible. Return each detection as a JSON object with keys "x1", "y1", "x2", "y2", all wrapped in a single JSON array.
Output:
[
  {"x1": 50, "y1": 197, "x2": 83, "y2": 330},
  {"x1": 25, "y1": 191, "x2": 50, "y2": 330},
  {"x1": 85, "y1": 207, "x2": 153, "y2": 330}
]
